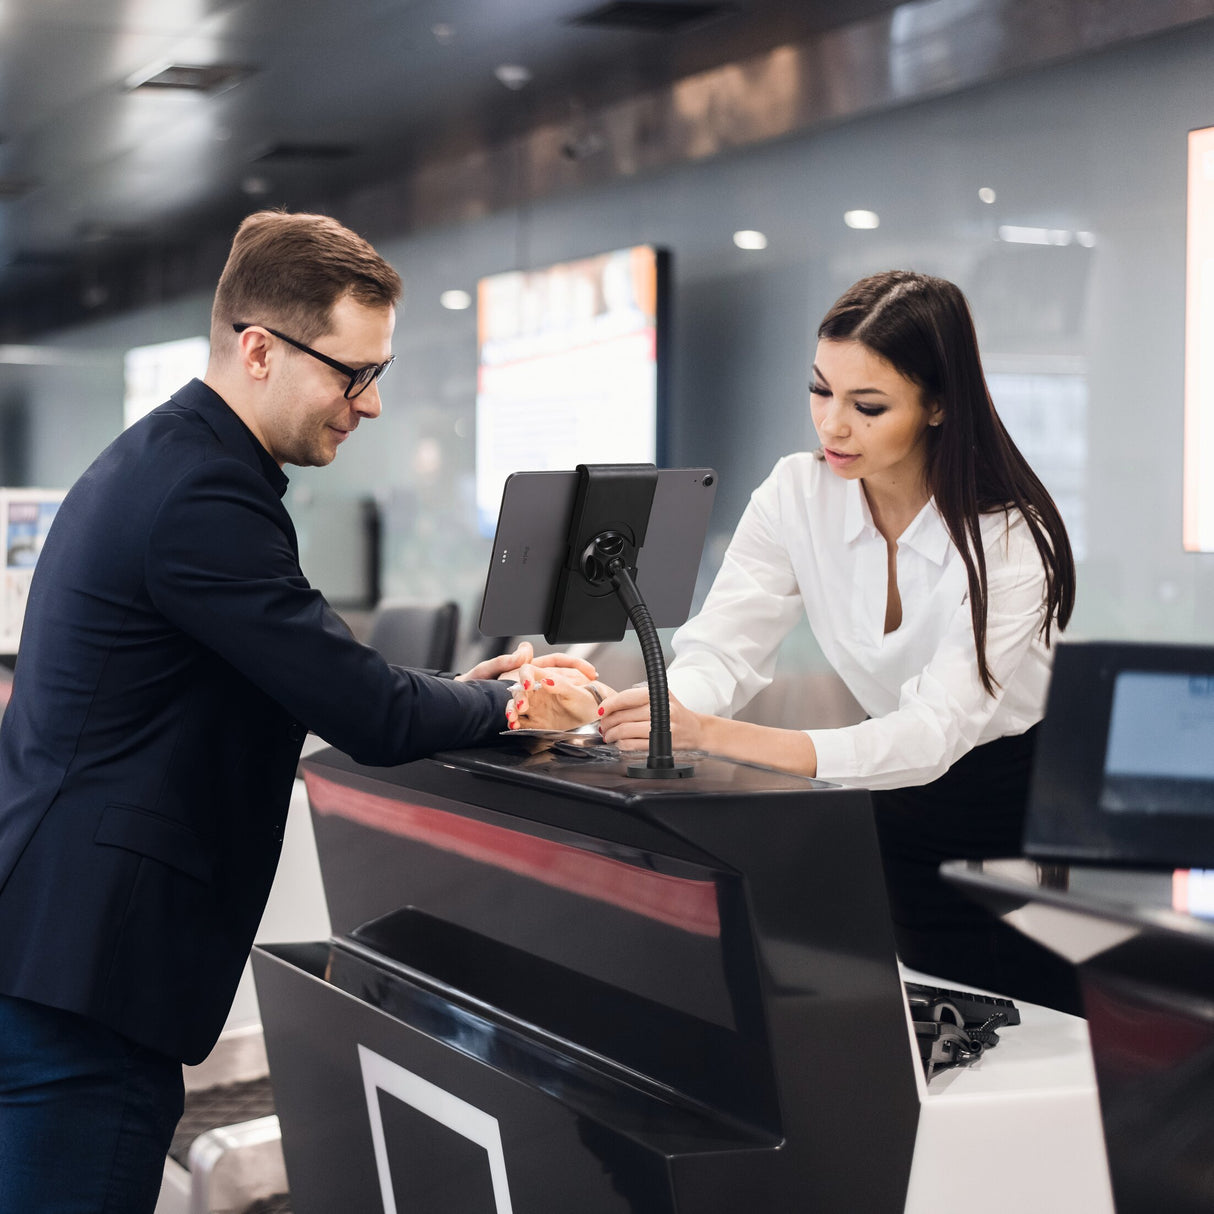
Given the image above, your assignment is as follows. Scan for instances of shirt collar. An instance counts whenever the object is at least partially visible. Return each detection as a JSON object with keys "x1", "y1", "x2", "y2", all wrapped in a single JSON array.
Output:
[
  {"x1": 842, "y1": 477, "x2": 951, "y2": 565},
  {"x1": 169, "y1": 378, "x2": 290, "y2": 499},
  {"x1": 897, "y1": 498, "x2": 952, "y2": 565},
  {"x1": 842, "y1": 478, "x2": 872, "y2": 543}
]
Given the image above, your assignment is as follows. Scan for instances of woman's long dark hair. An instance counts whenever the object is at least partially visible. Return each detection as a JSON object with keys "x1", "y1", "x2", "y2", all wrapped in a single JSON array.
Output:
[{"x1": 817, "y1": 270, "x2": 1075, "y2": 694}]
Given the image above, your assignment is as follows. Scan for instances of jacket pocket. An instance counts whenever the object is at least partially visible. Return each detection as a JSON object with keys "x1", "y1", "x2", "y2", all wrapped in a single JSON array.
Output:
[{"x1": 94, "y1": 803, "x2": 214, "y2": 884}]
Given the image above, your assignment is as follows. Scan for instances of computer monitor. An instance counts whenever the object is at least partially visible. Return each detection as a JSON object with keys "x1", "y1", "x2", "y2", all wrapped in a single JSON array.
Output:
[{"x1": 1023, "y1": 640, "x2": 1214, "y2": 867}]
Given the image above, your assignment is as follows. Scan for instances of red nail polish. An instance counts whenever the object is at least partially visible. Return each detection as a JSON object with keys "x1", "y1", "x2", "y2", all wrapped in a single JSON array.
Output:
[
  {"x1": 523, "y1": 680, "x2": 531, "y2": 690},
  {"x1": 597, "y1": 707, "x2": 604, "y2": 716},
  {"x1": 545, "y1": 678, "x2": 555, "y2": 686}
]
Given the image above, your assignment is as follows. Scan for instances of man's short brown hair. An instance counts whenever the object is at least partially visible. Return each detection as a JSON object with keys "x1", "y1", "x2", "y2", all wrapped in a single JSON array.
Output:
[{"x1": 211, "y1": 210, "x2": 402, "y2": 346}]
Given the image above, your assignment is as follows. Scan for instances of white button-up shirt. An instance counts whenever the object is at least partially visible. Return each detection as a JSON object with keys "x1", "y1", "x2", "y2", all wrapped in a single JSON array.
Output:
[{"x1": 666, "y1": 452, "x2": 1055, "y2": 790}]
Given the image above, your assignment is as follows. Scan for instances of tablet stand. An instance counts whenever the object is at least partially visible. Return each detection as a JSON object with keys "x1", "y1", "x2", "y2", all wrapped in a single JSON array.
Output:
[
  {"x1": 580, "y1": 530, "x2": 692, "y2": 779},
  {"x1": 510, "y1": 462, "x2": 704, "y2": 779}
]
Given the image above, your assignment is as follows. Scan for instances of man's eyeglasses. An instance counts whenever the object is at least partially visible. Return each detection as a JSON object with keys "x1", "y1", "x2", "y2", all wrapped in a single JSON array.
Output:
[{"x1": 232, "y1": 323, "x2": 395, "y2": 400}]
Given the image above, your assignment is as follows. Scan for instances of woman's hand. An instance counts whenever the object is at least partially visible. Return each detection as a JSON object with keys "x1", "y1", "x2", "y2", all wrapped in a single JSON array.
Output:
[
  {"x1": 506, "y1": 672, "x2": 614, "y2": 732},
  {"x1": 598, "y1": 685, "x2": 704, "y2": 751},
  {"x1": 457, "y1": 640, "x2": 597, "y2": 684}
]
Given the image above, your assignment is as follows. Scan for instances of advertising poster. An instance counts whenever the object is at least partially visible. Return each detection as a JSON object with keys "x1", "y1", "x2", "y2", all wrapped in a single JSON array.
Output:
[{"x1": 1, "y1": 488, "x2": 66, "y2": 653}]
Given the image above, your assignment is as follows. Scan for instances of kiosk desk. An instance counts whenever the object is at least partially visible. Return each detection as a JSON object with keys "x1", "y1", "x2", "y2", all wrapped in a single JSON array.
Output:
[
  {"x1": 945, "y1": 858, "x2": 1214, "y2": 1214},
  {"x1": 252, "y1": 744, "x2": 920, "y2": 1213}
]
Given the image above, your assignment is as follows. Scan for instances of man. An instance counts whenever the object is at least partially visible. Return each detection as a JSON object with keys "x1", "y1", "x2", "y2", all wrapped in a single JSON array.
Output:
[{"x1": 0, "y1": 210, "x2": 584, "y2": 1212}]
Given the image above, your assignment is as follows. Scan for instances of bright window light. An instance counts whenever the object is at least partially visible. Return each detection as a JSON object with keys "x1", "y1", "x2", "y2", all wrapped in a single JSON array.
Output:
[{"x1": 1185, "y1": 124, "x2": 1214, "y2": 550}]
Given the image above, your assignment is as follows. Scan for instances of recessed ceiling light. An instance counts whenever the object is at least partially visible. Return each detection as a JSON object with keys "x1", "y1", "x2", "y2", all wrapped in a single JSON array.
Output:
[
  {"x1": 432, "y1": 23, "x2": 455, "y2": 43},
  {"x1": 978, "y1": 187, "x2": 996, "y2": 204},
  {"x1": 440, "y1": 289, "x2": 472, "y2": 311},
  {"x1": 494, "y1": 64, "x2": 532, "y2": 90},
  {"x1": 843, "y1": 210, "x2": 879, "y2": 230},
  {"x1": 732, "y1": 229, "x2": 768, "y2": 250}
]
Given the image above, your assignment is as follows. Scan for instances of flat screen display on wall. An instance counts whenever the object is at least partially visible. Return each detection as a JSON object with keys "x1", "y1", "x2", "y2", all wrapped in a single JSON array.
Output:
[
  {"x1": 123, "y1": 336, "x2": 210, "y2": 430},
  {"x1": 474, "y1": 245, "x2": 669, "y2": 537},
  {"x1": 1185, "y1": 124, "x2": 1214, "y2": 552}
]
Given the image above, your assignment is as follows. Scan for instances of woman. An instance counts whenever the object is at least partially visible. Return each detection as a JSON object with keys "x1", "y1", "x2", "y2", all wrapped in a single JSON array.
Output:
[{"x1": 507, "y1": 270, "x2": 1078, "y2": 1013}]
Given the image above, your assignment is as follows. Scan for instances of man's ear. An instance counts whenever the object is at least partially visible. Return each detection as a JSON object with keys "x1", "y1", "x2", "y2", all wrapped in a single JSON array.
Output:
[{"x1": 236, "y1": 325, "x2": 272, "y2": 384}]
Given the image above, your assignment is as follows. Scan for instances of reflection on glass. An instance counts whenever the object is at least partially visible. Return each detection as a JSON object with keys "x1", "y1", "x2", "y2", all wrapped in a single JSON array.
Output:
[{"x1": 986, "y1": 359, "x2": 1087, "y2": 559}]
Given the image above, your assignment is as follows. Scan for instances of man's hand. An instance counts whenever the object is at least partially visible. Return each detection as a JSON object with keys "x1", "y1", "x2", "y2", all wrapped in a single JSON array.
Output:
[{"x1": 457, "y1": 640, "x2": 597, "y2": 684}]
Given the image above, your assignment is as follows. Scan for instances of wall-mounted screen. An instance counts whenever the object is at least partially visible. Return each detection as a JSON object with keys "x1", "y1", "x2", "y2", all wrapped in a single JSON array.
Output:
[
  {"x1": 1184, "y1": 124, "x2": 1214, "y2": 551},
  {"x1": 474, "y1": 245, "x2": 668, "y2": 536},
  {"x1": 123, "y1": 336, "x2": 210, "y2": 430}
]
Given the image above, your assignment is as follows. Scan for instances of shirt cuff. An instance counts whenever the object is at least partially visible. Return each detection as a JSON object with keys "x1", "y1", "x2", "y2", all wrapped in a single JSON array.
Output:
[
  {"x1": 805, "y1": 726, "x2": 860, "y2": 784},
  {"x1": 666, "y1": 668, "x2": 728, "y2": 716}
]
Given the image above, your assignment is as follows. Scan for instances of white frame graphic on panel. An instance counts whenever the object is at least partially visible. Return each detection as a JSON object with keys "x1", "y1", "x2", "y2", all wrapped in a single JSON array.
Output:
[{"x1": 357, "y1": 1044, "x2": 514, "y2": 1214}]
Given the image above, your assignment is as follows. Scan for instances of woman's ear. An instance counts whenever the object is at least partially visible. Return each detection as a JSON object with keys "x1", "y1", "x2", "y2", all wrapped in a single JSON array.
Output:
[{"x1": 926, "y1": 400, "x2": 944, "y2": 428}]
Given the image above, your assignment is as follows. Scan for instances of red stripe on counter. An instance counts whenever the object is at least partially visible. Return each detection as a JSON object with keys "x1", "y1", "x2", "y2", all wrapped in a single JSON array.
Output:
[{"x1": 305, "y1": 770, "x2": 721, "y2": 937}]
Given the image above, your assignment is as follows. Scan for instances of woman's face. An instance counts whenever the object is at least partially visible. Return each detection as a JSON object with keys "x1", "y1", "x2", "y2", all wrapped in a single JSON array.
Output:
[{"x1": 809, "y1": 338, "x2": 941, "y2": 493}]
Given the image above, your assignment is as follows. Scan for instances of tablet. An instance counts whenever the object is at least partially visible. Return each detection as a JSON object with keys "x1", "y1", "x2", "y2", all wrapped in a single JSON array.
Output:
[{"x1": 477, "y1": 467, "x2": 717, "y2": 640}]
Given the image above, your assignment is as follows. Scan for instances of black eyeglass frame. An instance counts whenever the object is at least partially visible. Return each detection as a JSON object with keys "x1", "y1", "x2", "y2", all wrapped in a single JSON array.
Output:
[{"x1": 232, "y1": 322, "x2": 395, "y2": 399}]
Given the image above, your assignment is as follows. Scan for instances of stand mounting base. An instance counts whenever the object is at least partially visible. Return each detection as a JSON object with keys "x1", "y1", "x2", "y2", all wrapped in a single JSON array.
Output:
[{"x1": 627, "y1": 761, "x2": 695, "y2": 779}]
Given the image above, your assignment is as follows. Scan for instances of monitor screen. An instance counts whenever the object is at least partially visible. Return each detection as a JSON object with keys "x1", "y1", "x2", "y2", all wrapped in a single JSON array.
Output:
[
  {"x1": 474, "y1": 246, "x2": 668, "y2": 536},
  {"x1": 1101, "y1": 671, "x2": 1214, "y2": 816}
]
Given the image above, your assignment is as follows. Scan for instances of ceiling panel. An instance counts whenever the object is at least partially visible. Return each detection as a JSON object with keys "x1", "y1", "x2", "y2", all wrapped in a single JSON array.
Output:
[{"x1": 0, "y1": 0, "x2": 1205, "y2": 336}]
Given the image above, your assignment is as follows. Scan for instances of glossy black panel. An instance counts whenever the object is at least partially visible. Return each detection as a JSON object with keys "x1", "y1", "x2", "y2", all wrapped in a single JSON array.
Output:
[
  {"x1": 256, "y1": 745, "x2": 921, "y2": 1212},
  {"x1": 945, "y1": 858, "x2": 1214, "y2": 1214}
]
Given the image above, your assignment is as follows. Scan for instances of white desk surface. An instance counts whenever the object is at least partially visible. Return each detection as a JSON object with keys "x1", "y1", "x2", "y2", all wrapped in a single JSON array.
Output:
[{"x1": 901, "y1": 965, "x2": 1114, "y2": 1214}]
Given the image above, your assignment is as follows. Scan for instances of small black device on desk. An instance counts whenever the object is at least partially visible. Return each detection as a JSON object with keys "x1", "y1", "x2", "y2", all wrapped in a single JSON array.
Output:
[{"x1": 904, "y1": 982, "x2": 1021, "y2": 1079}]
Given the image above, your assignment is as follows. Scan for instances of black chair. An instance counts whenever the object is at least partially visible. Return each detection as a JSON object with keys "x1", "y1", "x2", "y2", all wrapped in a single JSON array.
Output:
[{"x1": 366, "y1": 599, "x2": 461, "y2": 672}]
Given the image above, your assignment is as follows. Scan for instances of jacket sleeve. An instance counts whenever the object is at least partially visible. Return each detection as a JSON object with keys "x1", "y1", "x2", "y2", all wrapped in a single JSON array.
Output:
[{"x1": 144, "y1": 456, "x2": 510, "y2": 766}]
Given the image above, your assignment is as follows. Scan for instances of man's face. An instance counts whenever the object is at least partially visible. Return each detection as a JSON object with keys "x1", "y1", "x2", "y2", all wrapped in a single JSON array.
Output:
[{"x1": 256, "y1": 295, "x2": 396, "y2": 468}]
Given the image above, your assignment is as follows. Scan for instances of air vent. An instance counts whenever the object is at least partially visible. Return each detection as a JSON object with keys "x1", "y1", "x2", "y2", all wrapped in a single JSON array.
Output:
[
  {"x1": 126, "y1": 63, "x2": 250, "y2": 93},
  {"x1": 8, "y1": 249, "x2": 72, "y2": 267},
  {"x1": 569, "y1": 2, "x2": 732, "y2": 32},
  {"x1": 251, "y1": 143, "x2": 358, "y2": 164}
]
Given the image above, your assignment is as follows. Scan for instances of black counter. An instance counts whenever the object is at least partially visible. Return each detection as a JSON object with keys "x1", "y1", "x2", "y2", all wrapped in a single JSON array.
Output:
[
  {"x1": 944, "y1": 858, "x2": 1214, "y2": 1214},
  {"x1": 254, "y1": 743, "x2": 921, "y2": 1213}
]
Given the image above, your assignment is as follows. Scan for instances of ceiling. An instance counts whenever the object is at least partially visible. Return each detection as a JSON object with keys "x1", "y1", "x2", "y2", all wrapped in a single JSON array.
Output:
[{"x1": 0, "y1": 0, "x2": 910, "y2": 336}]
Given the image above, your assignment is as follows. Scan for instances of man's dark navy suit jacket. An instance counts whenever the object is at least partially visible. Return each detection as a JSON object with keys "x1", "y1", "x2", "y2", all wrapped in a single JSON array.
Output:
[{"x1": 0, "y1": 380, "x2": 510, "y2": 1063}]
